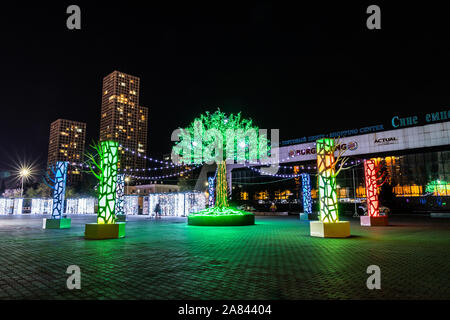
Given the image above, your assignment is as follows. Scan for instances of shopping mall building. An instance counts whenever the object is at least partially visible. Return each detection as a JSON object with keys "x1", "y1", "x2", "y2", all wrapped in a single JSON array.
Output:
[{"x1": 204, "y1": 110, "x2": 450, "y2": 213}]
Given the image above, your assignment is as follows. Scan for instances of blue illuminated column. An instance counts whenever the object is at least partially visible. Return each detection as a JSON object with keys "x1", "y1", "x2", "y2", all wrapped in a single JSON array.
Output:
[
  {"x1": 116, "y1": 174, "x2": 125, "y2": 215},
  {"x1": 302, "y1": 173, "x2": 312, "y2": 214},
  {"x1": 51, "y1": 161, "x2": 68, "y2": 219},
  {"x1": 301, "y1": 173, "x2": 312, "y2": 215},
  {"x1": 208, "y1": 176, "x2": 215, "y2": 207}
]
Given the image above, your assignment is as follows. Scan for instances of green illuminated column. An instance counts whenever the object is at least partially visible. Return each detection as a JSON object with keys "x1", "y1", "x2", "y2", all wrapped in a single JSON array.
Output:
[
  {"x1": 97, "y1": 141, "x2": 119, "y2": 224},
  {"x1": 316, "y1": 138, "x2": 338, "y2": 222},
  {"x1": 215, "y1": 160, "x2": 229, "y2": 208}
]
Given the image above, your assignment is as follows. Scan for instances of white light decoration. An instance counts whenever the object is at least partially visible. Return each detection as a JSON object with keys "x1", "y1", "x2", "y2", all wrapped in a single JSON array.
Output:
[
  {"x1": 31, "y1": 199, "x2": 53, "y2": 214},
  {"x1": 147, "y1": 192, "x2": 206, "y2": 217},
  {"x1": 0, "y1": 199, "x2": 7, "y2": 214},
  {"x1": 13, "y1": 198, "x2": 23, "y2": 214},
  {"x1": 66, "y1": 199, "x2": 78, "y2": 214},
  {"x1": 31, "y1": 199, "x2": 39, "y2": 214},
  {"x1": 176, "y1": 193, "x2": 184, "y2": 216},
  {"x1": 1, "y1": 199, "x2": 14, "y2": 214},
  {"x1": 65, "y1": 198, "x2": 96, "y2": 214},
  {"x1": 184, "y1": 191, "x2": 206, "y2": 215},
  {"x1": 124, "y1": 195, "x2": 139, "y2": 215},
  {"x1": 143, "y1": 196, "x2": 149, "y2": 215},
  {"x1": 78, "y1": 198, "x2": 96, "y2": 214}
]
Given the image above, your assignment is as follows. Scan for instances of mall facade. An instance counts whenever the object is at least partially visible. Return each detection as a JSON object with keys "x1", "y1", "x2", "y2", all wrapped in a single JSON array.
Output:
[{"x1": 224, "y1": 120, "x2": 450, "y2": 212}]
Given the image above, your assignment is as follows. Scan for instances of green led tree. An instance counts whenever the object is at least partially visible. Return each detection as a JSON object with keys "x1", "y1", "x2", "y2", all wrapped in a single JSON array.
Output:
[
  {"x1": 84, "y1": 140, "x2": 125, "y2": 239},
  {"x1": 86, "y1": 141, "x2": 119, "y2": 224},
  {"x1": 172, "y1": 109, "x2": 269, "y2": 225}
]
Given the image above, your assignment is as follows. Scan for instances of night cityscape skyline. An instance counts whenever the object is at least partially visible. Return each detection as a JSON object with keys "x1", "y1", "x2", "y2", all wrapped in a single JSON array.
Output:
[
  {"x1": 0, "y1": 2, "x2": 450, "y2": 309},
  {"x1": 2, "y1": 2, "x2": 450, "y2": 176}
]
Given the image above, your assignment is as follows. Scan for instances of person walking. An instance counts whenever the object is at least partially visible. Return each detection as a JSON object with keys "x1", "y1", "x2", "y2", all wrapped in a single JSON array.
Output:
[
  {"x1": 270, "y1": 202, "x2": 277, "y2": 213},
  {"x1": 154, "y1": 202, "x2": 161, "y2": 219}
]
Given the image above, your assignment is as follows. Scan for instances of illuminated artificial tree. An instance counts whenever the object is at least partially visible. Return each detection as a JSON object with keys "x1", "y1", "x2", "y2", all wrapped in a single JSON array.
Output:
[
  {"x1": 300, "y1": 173, "x2": 312, "y2": 220},
  {"x1": 42, "y1": 161, "x2": 71, "y2": 229},
  {"x1": 361, "y1": 159, "x2": 389, "y2": 226},
  {"x1": 426, "y1": 180, "x2": 449, "y2": 196},
  {"x1": 310, "y1": 138, "x2": 351, "y2": 237},
  {"x1": 85, "y1": 140, "x2": 125, "y2": 239},
  {"x1": 172, "y1": 109, "x2": 269, "y2": 225}
]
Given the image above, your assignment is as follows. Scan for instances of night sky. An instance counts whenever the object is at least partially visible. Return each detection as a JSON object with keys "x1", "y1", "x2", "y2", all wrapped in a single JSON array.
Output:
[{"x1": 1, "y1": 2, "x2": 450, "y2": 172}]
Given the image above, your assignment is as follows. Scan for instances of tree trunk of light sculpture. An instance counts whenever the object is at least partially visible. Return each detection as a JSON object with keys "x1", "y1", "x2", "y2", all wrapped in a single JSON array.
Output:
[
  {"x1": 317, "y1": 139, "x2": 338, "y2": 223},
  {"x1": 97, "y1": 141, "x2": 118, "y2": 224},
  {"x1": 300, "y1": 173, "x2": 313, "y2": 220},
  {"x1": 310, "y1": 138, "x2": 350, "y2": 237},
  {"x1": 43, "y1": 161, "x2": 71, "y2": 229},
  {"x1": 215, "y1": 160, "x2": 229, "y2": 208},
  {"x1": 360, "y1": 159, "x2": 388, "y2": 226},
  {"x1": 85, "y1": 141, "x2": 125, "y2": 239}
]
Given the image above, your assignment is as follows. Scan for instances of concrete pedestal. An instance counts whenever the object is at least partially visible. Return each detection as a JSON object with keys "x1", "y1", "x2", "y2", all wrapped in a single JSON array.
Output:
[
  {"x1": 310, "y1": 221, "x2": 350, "y2": 238},
  {"x1": 360, "y1": 215, "x2": 388, "y2": 226},
  {"x1": 84, "y1": 223, "x2": 126, "y2": 240},
  {"x1": 43, "y1": 218, "x2": 71, "y2": 229}
]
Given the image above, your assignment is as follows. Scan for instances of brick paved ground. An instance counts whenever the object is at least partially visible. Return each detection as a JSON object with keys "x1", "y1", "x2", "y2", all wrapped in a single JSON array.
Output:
[{"x1": 0, "y1": 214, "x2": 449, "y2": 300}]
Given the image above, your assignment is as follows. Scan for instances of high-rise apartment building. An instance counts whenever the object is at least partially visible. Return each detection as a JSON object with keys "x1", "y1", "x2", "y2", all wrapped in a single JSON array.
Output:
[
  {"x1": 47, "y1": 119, "x2": 86, "y2": 184},
  {"x1": 99, "y1": 71, "x2": 148, "y2": 170}
]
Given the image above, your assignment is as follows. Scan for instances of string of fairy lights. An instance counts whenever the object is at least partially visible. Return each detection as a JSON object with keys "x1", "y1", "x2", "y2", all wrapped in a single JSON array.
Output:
[
  {"x1": 118, "y1": 144, "x2": 186, "y2": 167},
  {"x1": 67, "y1": 160, "x2": 200, "y2": 181},
  {"x1": 243, "y1": 159, "x2": 363, "y2": 178},
  {"x1": 64, "y1": 144, "x2": 367, "y2": 182},
  {"x1": 126, "y1": 165, "x2": 202, "y2": 181}
]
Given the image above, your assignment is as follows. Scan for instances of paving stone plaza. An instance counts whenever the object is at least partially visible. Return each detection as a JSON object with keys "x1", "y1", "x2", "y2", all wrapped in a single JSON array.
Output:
[{"x1": 0, "y1": 214, "x2": 449, "y2": 300}]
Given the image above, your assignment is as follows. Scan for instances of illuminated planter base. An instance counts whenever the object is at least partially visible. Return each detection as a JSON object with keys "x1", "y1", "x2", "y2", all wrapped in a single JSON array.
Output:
[
  {"x1": 310, "y1": 221, "x2": 350, "y2": 238},
  {"x1": 188, "y1": 214, "x2": 254, "y2": 226},
  {"x1": 43, "y1": 218, "x2": 71, "y2": 229},
  {"x1": 188, "y1": 207, "x2": 255, "y2": 226},
  {"x1": 360, "y1": 216, "x2": 388, "y2": 226},
  {"x1": 300, "y1": 213, "x2": 318, "y2": 221},
  {"x1": 116, "y1": 214, "x2": 127, "y2": 222},
  {"x1": 84, "y1": 223, "x2": 126, "y2": 240}
]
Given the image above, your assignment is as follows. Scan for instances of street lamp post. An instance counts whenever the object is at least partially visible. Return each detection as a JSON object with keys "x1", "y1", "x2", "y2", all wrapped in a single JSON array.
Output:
[{"x1": 19, "y1": 168, "x2": 31, "y2": 197}]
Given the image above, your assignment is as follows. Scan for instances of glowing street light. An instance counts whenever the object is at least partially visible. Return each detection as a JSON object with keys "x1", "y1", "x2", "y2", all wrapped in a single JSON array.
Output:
[{"x1": 18, "y1": 166, "x2": 32, "y2": 197}]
